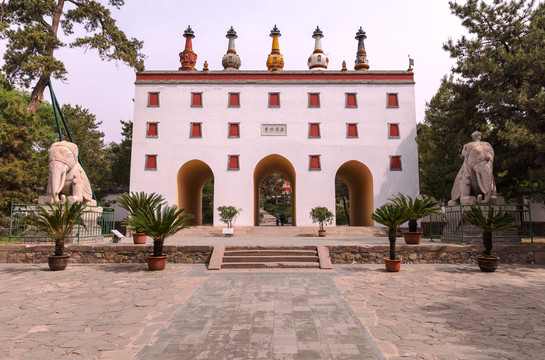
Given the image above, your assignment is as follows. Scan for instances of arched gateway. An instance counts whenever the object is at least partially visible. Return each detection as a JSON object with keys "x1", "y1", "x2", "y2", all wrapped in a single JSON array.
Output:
[
  {"x1": 176, "y1": 160, "x2": 214, "y2": 225},
  {"x1": 335, "y1": 161, "x2": 374, "y2": 226},
  {"x1": 253, "y1": 155, "x2": 296, "y2": 226}
]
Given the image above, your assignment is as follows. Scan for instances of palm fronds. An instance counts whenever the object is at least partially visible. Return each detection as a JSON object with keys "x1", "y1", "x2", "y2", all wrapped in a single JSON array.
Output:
[
  {"x1": 23, "y1": 201, "x2": 86, "y2": 256},
  {"x1": 131, "y1": 204, "x2": 194, "y2": 256},
  {"x1": 463, "y1": 205, "x2": 515, "y2": 255},
  {"x1": 389, "y1": 193, "x2": 441, "y2": 232},
  {"x1": 371, "y1": 203, "x2": 412, "y2": 260}
]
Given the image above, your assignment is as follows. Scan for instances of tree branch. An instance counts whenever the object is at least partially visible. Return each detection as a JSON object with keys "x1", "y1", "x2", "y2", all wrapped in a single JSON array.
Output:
[
  {"x1": 0, "y1": 0, "x2": 6, "y2": 24},
  {"x1": 66, "y1": 0, "x2": 85, "y2": 7}
]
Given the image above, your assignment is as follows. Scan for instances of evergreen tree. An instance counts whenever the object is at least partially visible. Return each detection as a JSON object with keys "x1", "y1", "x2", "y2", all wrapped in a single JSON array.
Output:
[
  {"x1": 420, "y1": 0, "x2": 545, "y2": 202},
  {"x1": 417, "y1": 77, "x2": 485, "y2": 202},
  {"x1": 0, "y1": 0, "x2": 144, "y2": 114},
  {"x1": 57, "y1": 104, "x2": 109, "y2": 189},
  {"x1": 0, "y1": 77, "x2": 49, "y2": 216},
  {"x1": 107, "y1": 119, "x2": 132, "y2": 187}
]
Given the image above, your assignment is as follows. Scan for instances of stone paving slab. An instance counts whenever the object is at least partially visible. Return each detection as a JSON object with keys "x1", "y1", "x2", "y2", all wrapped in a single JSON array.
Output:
[
  {"x1": 334, "y1": 264, "x2": 545, "y2": 360},
  {"x1": 0, "y1": 264, "x2": 206, "y2": 360},
  {"x1": 135, "y1": 273, "x2": 382, "y2": 360}
]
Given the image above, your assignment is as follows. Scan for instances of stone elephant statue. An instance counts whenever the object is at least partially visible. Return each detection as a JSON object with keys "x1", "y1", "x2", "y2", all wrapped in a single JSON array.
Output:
[
  {"x1": 449, "y1": 139, "x2": 503, "y2": 205},
  {"x1": 38, "y1": 141, "x2": 97, "y2": 206}
]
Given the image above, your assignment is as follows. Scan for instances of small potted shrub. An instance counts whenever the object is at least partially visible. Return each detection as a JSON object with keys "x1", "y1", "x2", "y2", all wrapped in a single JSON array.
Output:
[
  {"x1": 463, "y1": 205, "x2": 515, "y2": 272},
  {"x1": 130, "y1": 204, "x2": 193, "y2": 271},
  {"x1": 116, "y1": 191, "x2": 165, "y2": 244},
  {"x1": 371, "y1": 202, "x2": 412, "y2": 272},
  {"x1": 23, "y1": 201, "x2": 86, "y2": 271},
  {"x1": 217, "y1": 206, "x2": 242, "y2": 237},
  {"x1": 389, "y1": 193, "x2": 442, "y2": 244},
  {"x1": 309, "y1": 206, "x2": 334, "y2": 237}
]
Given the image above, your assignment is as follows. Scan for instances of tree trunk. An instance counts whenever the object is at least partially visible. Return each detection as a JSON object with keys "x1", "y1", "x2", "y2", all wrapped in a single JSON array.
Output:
[
  {"x1": 55, "y1": 238, "x2": 64, "y2": 256},
  {"x1": 389, "y1": 227, "x2": 397, "y2": 260},
  {"x1": 342, "y1": 195, "x2": 350, "y2": 226},
  {"x1": 483, "y1": 231, "x2": 492, "y2": 256},
  {"x1": 24, "y1": 0, "x2": 65, "y2": 114},
  {"x1": 153, "y1": 239, "x2": 164, "y2": 257},
  {"x1": 25, "y1": 75, "x2": 49, "y2": 114},
  {"x1": 409, "y1": 219, "x2": 417, "y2": 232}
]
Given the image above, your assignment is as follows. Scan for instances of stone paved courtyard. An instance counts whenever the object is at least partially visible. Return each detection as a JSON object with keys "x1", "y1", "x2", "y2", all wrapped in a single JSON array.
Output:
[{"x1": 1, "y1": 263, "x2": 544, "y2": 359}]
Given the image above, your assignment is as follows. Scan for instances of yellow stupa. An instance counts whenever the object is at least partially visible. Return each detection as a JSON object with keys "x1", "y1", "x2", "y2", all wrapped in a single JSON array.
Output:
[{"x1": 266, "y1": 25, "x2": 284, "y2": 71}]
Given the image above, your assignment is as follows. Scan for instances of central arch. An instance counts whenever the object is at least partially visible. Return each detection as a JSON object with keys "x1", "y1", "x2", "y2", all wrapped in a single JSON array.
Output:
[
  {"x1": 176, "y1": 160, "x2": 214, "y2": 226},
  {"x1": 253, "y1": 154, "x2": 296, "y2": 226},
  {"x1": 335, "y1": 160, "x2": 374, "y2": 226}
]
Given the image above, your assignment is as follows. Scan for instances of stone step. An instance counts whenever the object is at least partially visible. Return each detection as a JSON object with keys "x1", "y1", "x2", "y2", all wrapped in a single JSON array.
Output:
[
  {"x1": 221, "y1": 262, "x2": 321, "y2": 269},
  {"x1": 224, "y1": 249, "x2": 318, "y2": 257},
  {"x1": 223, "y1": 255, "x2": 319, "y2": 263},
  {"x1": 209, "y1": 245, "x2": 332, "y2": 270}
]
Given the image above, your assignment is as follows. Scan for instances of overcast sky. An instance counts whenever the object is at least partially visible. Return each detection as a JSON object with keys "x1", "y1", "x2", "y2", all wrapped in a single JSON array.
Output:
[{"x1": 1, "y1": 0, "x2": 467, "y2": 143}]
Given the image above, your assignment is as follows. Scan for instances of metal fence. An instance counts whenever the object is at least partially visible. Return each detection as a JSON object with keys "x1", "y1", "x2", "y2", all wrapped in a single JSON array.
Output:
[
  {"x1": 429, "y1": 204, "x2": 533, "y2": 244},
  {"x1": 9, "y1": 204, "x2": 115, "y2": 244}
]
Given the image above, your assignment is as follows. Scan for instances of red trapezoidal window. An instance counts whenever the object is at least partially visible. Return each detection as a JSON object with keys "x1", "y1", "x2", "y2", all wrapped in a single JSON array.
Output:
[
  {"x1": 228, "y1": 155, "x2": 239, "y2": 170},
  {"x1": 347, "y1": 123, "x2": 358, "y2": 138},
  {"x1": 309, "y1": 93, "x2": 320, "y2": 107},
  {"x1": 190, "y1": 123, "x2": 202, "y2": 138},
  {"x1": 192, "y1": 93, "x2": 202, "y2": 107},
  {"x1": 229, "y1": 123, "x2": 240, "y2": 137},
  {"x1": 145, "y1": 155, "x2": 157, "y2": 170},
  {"x1": 309, "y1": 155, "x2": 321, "y2": 170},
  {"x1": 147, "y1": 123, "x2": 158, "y2": 137},
  {"x1": 269, "y1": 93, "x2": 280, "y2": 107},
  {"x1": 389, "y1": 123, "x2": 400, "y2": 138},
  {"x1": 148, "y1": 92, "x2": 159, "y2": 107},
  {"x1": 387, "y1": 93, "x2": 399, "y2": 107},
  {"x1": 390, "y1": 156, "x2": 402, "y2": 171},
  {"x1": 346, "y1": 93, "x2": 357, "y2": 108},
  {"x1": 229, "y1": 93, "x2": 240, "y2": 107},
  {"x1": 309, "y1": 123, "x2": 320, "y2": 138}
]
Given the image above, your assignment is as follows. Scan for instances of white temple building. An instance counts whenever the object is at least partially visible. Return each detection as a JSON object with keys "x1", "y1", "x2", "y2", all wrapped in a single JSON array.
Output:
[{"x1": 130, "y1": 25, "x2": 420, "y2": 226}]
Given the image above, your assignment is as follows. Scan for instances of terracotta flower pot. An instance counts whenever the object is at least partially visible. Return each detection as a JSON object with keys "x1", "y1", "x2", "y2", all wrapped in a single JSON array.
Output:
[
  {"x1": 48, "y1": 255, "x2": 70, "y2": 271},
  {"x1": 384, "y1": 257, "x2": 402, "y2": 272},
  {"x1": 403, "y1": 232, "x2": 422, "y2": 245},
  {"x1": 147, "y1": 254, "x2": 168, "y2": 271},
  {"x1": 133, "y1": 232, "x2": 147, "y2": 244},
  {"x1": 318, "y1": 230, "x2": 326, "y2": 237},
  {"x1": 476, "y1": 255, "x2": 499, "y2": 272}
]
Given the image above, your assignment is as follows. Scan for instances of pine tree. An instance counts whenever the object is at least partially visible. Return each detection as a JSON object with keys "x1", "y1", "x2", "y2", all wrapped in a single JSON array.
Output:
[{"x1": 0, "y1": 0, "x2": 144, "y2": 114}]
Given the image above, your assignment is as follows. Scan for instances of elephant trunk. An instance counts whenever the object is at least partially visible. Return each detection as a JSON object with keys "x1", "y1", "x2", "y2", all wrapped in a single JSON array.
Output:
[
  {"x1": 47, "y1": 161, "x2": 69, "y2": 203},
  {"x1": 475, "y1": 161, "x2": 493, "y2": 204}
]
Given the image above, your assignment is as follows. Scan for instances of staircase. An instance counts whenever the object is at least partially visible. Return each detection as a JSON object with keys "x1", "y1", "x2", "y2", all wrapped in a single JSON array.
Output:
[{"x1": 208, "y1": 246, "x2": 333, "y2": 270}]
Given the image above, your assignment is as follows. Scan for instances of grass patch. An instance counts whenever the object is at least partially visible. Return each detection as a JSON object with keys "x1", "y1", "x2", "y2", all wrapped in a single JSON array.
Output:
[
  {"x1": 0, "y1": 236, "x2": 21, "y2": 244},
  {"x1": 522, "y1": 237, "x2": 545, "y2": 244}
]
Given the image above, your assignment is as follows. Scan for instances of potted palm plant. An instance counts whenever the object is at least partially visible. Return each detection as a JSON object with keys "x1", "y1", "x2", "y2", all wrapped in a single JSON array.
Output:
[
  {"x1": 116, "y1": 191, "x2": 165, "y2": 244},
  {"x1": 129, "y1": 204, "x2": 194, "y2": 271},
  {"x1": 463, "y1": 205, "x2": 515, "y2": 272},
  {"x1": 389, "y1": 193, "x2": 442, "y2": 244},
  {"x1": 23, "y1": 201, "x2": 86, "y2": 271},
  {"x1": 371, "y1": 202, "x2": 412, "y2": 272},
  {"x1": 309, "y1": 206, "x2": 334, "y2": 237},
  {"x1": 217, "y1": 206, "x2": 242, "y2": 237}
]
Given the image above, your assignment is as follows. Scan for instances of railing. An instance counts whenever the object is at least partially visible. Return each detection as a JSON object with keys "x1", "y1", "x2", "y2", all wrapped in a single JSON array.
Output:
[
  {"x1": 9, "y1": 204, "x2": 115, "y2": 244},
  {"x1": 429, "y1": 204, "x2": 533, "y2": 244}
]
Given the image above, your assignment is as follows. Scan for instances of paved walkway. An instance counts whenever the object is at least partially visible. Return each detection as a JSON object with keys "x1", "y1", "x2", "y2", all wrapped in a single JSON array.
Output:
[{"x1": 1, "y1": 263, "x2": 545, "y2": 359}]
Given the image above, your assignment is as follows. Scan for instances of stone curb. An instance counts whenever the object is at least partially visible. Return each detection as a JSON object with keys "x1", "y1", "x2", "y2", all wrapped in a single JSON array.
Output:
[{"x1": 1, "y1": 243, "x2": 544, "y2": 264}]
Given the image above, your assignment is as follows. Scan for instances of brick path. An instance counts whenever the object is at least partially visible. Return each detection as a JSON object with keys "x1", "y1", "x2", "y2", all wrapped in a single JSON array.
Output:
[{"x1": 1, "y1": 263, "x2": 544, "y2": 359}]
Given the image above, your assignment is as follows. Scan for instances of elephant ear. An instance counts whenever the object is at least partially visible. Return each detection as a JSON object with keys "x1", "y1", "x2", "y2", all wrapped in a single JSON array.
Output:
[{"x1": 451, "y1": 167, "x2": 464, "y2": 201}]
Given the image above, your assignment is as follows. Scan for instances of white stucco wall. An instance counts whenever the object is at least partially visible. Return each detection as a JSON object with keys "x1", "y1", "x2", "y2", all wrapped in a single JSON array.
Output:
[{"x1": 130, "y1": 71, "x2": 419, "y2": 226}]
